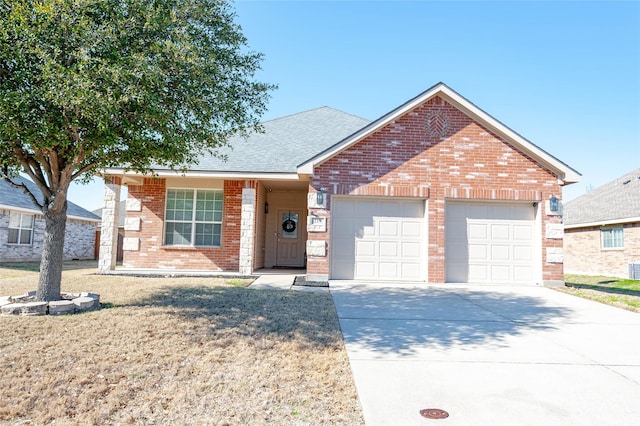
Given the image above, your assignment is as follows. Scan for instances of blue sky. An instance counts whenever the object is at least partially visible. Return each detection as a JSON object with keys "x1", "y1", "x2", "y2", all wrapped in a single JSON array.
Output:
[{"x1": 69, "y1": 0, "x2": 640, "y2": 211}]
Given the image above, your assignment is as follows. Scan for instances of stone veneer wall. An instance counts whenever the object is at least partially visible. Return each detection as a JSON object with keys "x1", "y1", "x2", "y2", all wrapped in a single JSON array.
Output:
[
  {"x1": 0, "y1": 209, "x2": 97, "y2": 262},
  {"x1": 308, "y1": 95, "x2": 564, "y2": 283},
  {"x1": 564, "y1": 223, "x2": 640, "y2": 278}
]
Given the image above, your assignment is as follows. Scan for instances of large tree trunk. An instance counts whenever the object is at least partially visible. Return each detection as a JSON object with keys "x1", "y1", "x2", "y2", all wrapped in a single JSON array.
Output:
[{"x1": 37, "y1": 206, "x2": 67, "y2": 301}]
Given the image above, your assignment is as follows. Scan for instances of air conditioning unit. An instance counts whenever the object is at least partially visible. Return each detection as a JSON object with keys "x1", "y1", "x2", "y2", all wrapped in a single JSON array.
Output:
[{"x1": 629, "y1": 262, "x2": 640, "y2": 280}]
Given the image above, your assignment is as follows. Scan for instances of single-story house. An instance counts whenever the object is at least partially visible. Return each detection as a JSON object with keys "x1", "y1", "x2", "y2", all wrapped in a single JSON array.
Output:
[
  {"x1": 564, "y1": 168, "x2": 640, "y2": 278},
  {"x1": 99, "y1": 83, "x2": 580, "y2": 286},
  {"x1": 0, "y1": 176, "x2": 101, "y2": 262}
]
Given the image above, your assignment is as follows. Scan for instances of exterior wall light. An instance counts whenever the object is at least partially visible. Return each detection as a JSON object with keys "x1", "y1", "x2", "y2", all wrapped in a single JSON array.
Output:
[
  {"x1": 550, "y1": 195, "x2": 559, "y2": 212},
  {"x1": 316, "y1": 189, "x2": 324, "y2": 206},
  {"x1": 264, "y1": 202, "x2": 269, "y2": 214}
]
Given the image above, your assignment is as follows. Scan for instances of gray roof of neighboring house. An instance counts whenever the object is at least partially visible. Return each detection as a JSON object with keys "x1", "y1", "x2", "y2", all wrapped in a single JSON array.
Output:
[
  {"x1": 0, "y1": 176, "x2": 100, "y2": 221},
  {"x1": 564, "y1": 168, "x2": 640, "y2": 226},
  {"x1": 92, "y1": 200, "x2": 126, "y2": 227},
  {"x1": 154, "y1": 106, "x2": 371, "y2": 173}
]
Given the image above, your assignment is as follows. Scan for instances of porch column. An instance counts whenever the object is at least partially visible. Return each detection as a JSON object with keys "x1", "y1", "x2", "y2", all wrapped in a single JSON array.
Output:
[
  {"x1": 98, "y1": 177, "x2": 121, "y2": 273},
  {"x1": 239, "y1": 187, "x2": 256, "y2": 275}
]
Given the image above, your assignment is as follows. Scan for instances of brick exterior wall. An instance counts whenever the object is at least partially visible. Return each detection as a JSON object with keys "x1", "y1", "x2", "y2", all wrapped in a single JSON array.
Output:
[
  {"x1": 0, "y1": 209, "x2": 96, "y2": 262},
  {"x1": 309, "y1": 96, "x2": 564, "y2": 283},
  {"x1": 564, "y1": 223, "x2": 640, "y2": 278},
  {"x1": 122, "y1": 178, "x2": 255, "y2": 271}
]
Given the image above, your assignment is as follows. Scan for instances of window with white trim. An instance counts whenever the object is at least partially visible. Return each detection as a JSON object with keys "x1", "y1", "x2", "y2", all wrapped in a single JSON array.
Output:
[
  {"x1": 8, "y1": 212, "x2": 34, "y2": 245},
  {"x1": 601, "y1": 227, "x2": 623, "y2": 249},
  {"x1": 164, "y1": 189, "x2": 223, "y2": 246}
]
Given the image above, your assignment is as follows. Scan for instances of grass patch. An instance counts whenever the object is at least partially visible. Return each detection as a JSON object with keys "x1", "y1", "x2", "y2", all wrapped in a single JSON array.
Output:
[
  {"x1": 0, "y1": 263, "x2": 363, "y2": 425},
  {"x1": 556, "y1": 274, "x2": 640, "y2": 313}
]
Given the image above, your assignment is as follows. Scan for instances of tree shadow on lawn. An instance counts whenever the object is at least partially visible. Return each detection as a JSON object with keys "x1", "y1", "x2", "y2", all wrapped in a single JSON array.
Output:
[
  {"x1": 331, "y1": 286, "x2": 572, "y2": 356},
  {"x1": 129, "y1": 285, "x2": 342, "y2": 348}
]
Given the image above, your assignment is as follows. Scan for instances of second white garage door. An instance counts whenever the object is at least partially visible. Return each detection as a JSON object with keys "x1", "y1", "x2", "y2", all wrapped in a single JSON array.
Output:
[
  {"x1": 445, "y1": 202, "x2": 537, "y2": 284},
  {"x1": 331, "y1": 198, "x2": 426, "y2": 281}
]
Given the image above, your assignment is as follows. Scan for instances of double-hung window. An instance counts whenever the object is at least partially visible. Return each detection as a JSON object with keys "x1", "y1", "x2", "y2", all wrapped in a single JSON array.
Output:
[
  {"x1": 601, "y1": 227, "x2": 624, "y2": 249},
  {"x1": 8, "y1": 212, "x2": 35, "y2": 245},
  {"x1": 164, "y1": 189, "x2": 223, "y2": 246}
]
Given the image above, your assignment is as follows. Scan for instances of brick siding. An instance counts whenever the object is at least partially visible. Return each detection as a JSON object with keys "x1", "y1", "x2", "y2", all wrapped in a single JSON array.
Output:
[
  {"x1": 310, "y1": 96, "x2": 563, "y2": 283},
  {"x1": 122, "y1": 178, "x2": 253, "y2": 271},
  {"x1": 0, "y1": 209, "x2": 96, "y2": 262},
  {"x1": 564, "y1": 223, "x2": 640, "y2": 278}
]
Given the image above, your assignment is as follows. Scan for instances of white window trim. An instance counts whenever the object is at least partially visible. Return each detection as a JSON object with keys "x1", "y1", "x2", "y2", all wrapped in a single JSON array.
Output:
[
  {"x1": 8, "y1": 212, "x2": 35, "y2": 245},
  {"x1": 601, "y1": 227, "x2": 624, "y2": 250},
  {"x1": 163, "y1": 188, "x2": 223, "y2": 247}
]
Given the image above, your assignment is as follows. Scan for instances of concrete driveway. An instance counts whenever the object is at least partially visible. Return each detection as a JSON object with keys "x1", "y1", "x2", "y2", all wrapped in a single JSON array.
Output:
[{"x1": 330, "y1": 282, "x2": 640, "y2": 426}]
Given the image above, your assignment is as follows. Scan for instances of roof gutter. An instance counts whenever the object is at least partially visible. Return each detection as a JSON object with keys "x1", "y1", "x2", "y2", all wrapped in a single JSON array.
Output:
[{"x1": 564, "y1": 216, "x2": 640, "y2": 229}]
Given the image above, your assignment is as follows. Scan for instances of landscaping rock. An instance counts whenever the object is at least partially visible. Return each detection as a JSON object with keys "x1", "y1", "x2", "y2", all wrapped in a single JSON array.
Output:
[
  {"x1": 1, "y1": 303, "x2": 23, "y2": 316},
  {"x1": 21, "y1": 302, "x2": 47, "y2": 316},
  {"x1": 48, "y1": 300, "x2": 76, "y2": 315},
  {"x1": 73, "y1": 296, "x2": 98, "y2": 311}
]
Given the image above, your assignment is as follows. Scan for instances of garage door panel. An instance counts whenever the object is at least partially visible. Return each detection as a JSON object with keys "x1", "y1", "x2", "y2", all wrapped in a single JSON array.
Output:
[
  {"x1": 335, "y1": 218, "x2": 355, "y2": 235},
  {"x1": 469, "y1": 223, "x2": 488, "y2": 239},
  {"x1": 491, "y1": 224, "x2": 510, "y2": 240},
  {"x1": 446, "y1": 202, "x2": 537, "y2": 284},
  {"x1": 491, "y1": 265, "x2": 511, "y2": 281},
  {"x1": 514, "y1": 245, "x2": 533, "y2": 261},
  {"x1": 513, "y1": 225, "x2": 533, "y2": 241},
  {"x1": 355, "y1": 240, "x2": 376, "y2": 257},
  {"x1": 379, "y1": 221, "x2": 399, "y2": 237},
  {"x1": 402, "y1": 221, "x2": 422, "y2": 237},
  {"x1": 379, "y1": 262, "x2": 398, "y2": 278},
  {"x1": 331, "y1": 198, "x2": 426, "y2": 281},
  {"x1": 469, "y1": 244, "x2": 488, "y2": 260},
  {"x1": 469, "y1": 264, "x2": 488, "y2": 281},
  {"x1": 491, "y1": 245, "x2": 510, "y2": 260},
  {"x1": 356, "y1": 262, "x2": 376, "y2": 278},
  {"x1": 402, "y1": 241, "x2": 420, "y2": 257},
  {"x1": 380, "y1": 241, "x2": 398, "y2": 257}
]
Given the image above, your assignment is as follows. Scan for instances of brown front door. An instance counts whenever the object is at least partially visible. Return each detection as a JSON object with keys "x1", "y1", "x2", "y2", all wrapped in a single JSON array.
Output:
[{"x1": 276, "y1": 210, "x2": 304, "y2": 267}]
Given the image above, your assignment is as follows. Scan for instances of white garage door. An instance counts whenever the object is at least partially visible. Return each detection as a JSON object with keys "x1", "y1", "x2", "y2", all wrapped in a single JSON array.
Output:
[
  {"x1": 445, "y1": 202, "x2": 536, "y2": 284},
  {"x1": 331, "y1": 198, "x2": 426, "y2": 280}
]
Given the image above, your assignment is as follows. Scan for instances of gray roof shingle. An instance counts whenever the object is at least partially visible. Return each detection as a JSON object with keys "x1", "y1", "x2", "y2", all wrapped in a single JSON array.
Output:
[
  {"x1": 155, "y1": 106, "x2": 371, "y2": 173},
  {"x1": 0, "y1": 176, "x2": 100, "y2": 221},
  {"x1": 564, "y1": 168, "x2": 640, "y2": 226}
]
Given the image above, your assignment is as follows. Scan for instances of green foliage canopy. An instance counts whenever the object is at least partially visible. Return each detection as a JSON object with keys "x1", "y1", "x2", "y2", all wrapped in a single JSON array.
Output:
[{"x1": 0, "y1": 0, "x2": 274, "y2": 207}]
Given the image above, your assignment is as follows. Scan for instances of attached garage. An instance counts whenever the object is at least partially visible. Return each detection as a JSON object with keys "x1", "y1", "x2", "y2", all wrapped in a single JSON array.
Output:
[
  {"x1": 331, "y1": 197, "x2": 427, "y2": 280},
  {"x1": 445, "y1": 202, "x2": 538, "y2": 284}
]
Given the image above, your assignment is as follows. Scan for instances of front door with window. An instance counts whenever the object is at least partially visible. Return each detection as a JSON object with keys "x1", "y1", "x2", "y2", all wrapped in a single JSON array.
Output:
[{"x1": 276, "y1": 210, "x2": 304, "y2": 267}]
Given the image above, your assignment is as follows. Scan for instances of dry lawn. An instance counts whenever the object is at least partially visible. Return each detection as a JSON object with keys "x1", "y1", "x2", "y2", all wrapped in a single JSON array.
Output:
[{"x1": 0, "y1": 262, "x2": 363, "y2": 425}]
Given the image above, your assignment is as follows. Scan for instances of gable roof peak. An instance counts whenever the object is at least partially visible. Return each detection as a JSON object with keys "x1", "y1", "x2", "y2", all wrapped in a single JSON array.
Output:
[{"x1": 298, "y1": 83, "x2": 580, "y2": 184}]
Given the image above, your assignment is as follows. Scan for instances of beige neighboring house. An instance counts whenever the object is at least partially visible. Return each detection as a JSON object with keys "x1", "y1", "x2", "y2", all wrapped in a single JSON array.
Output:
[{"x1": 564, "y1": 168, "x2": 640, "y2": 278}]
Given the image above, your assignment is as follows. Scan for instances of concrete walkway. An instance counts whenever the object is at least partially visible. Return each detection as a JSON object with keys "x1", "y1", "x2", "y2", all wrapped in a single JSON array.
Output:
[
  {"x1": 248, "y1": 269, "x2": 329, "y2": 292},
  {"x1": 330, "y1": 282, "x2": 640, "y2": 426}
]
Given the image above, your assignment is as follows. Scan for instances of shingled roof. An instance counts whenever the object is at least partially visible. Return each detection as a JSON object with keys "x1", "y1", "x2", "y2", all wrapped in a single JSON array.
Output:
[
  {"x1": 152, "y1": 106, "x2": 371, "y2": 174},
  {"x1": 564, "y1": 168, "x2": 640, "y2": 227},
  {"x1": 0, "y1": 176, "x2": 100, "y2": 222}
]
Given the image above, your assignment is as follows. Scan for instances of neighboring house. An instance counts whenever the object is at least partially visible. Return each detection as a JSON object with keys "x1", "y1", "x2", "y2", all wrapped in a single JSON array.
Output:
[
  {"x1": 0, "y1": 176, "x2": 101, "y2": 262},
  {"x1": 564, "y1": 169, "x2": 640, "y2": 278},
  {"x1": 99, "y1": 83, "x2": 580, "y2": 286}
]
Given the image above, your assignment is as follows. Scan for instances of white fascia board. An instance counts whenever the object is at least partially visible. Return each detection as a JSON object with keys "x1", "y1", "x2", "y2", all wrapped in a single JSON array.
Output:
[
  {"x1": 102, "y1": 168, "x2": 303, "y2": 181},
  {"x1": 0, "y1": 204, "x2": 41, "y2": 215},
  {"x1": 297, "y1": 83, "x2": 581, "y2": 184},
  {"x1": 564, "y1": 217, "x2": 640, "y2": 229},
  {"x1": 0, "y1": 204, "x2": 100, "y2": 223}
]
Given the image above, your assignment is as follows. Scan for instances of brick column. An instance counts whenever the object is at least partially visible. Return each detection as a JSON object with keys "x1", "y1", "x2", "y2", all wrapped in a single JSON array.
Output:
[
  {"x1": 98, "y1": 177, "x2": 121, "y2": 273},
  {"x1": 239, "y1": 187, "x2": 256, "y2": 275}
]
